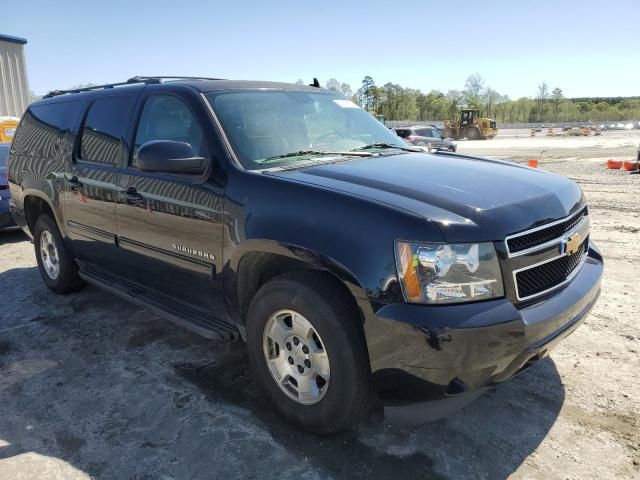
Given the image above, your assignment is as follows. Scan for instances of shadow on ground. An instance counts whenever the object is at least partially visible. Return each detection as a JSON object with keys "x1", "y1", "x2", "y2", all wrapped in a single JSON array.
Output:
[
  {"x1": 0, "y1": 230, "x2": 28, "y2": 245},
  {"x1": 0, "y1": 264, "x2": 565, "y2": 480}
]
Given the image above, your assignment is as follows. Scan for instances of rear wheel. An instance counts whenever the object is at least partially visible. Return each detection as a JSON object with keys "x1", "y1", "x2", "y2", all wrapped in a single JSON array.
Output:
[
  {"x1": 246, "y1": 272, "x2": 370, "y2": 434},
  {"x1": 33, "y1": 215, "x2": 85, "y2": 294}
]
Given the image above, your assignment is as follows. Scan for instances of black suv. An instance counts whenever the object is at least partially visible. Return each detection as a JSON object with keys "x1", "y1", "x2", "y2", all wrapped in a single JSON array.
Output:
[{"x1": 7, "y1": 77, "x2": 603, "y2": 433}]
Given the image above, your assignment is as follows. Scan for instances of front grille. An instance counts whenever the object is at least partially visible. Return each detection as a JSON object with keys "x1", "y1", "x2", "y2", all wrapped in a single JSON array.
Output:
[
  {"x1": 507, "y1": 207, "x2": 588, "y2": 253},
  {"x1": 515, "y1": 239, "x2": 587, "y2": 299}
]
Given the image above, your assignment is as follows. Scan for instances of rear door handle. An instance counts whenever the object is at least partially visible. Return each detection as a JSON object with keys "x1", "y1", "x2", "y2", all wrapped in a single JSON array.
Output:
[
  {"x1": 119, "y1": 188, "x2": 144, "y2": 205},
  {"x1": 67, "y1": 176, "x2": 82, "y2": 191}
]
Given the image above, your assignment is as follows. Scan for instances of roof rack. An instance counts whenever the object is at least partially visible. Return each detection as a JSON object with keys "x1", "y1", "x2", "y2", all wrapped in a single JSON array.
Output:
[{"x1": 43, "y1": 76, "x2": 225, "y2": 99}]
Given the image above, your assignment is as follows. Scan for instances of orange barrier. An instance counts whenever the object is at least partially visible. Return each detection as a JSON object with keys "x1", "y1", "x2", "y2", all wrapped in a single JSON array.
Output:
[
  {"x1": 528, "y1": 159, "x2": 539, "y2": 168},
  {"x1": 547, "y1": 127, "x2": 554, "y2": 136},
  {"x1": 583, "y1": 127, "x2": 590, "y2": 136},
  {"x1": 622, "y1": 161, "x2": 639, "y2": 171},
  {"x1": 607, "y1": 159, "x2": 623, "y2": 169},
  {"x1": 530, "y1": 128, "x2": 535, "y2": 137}
]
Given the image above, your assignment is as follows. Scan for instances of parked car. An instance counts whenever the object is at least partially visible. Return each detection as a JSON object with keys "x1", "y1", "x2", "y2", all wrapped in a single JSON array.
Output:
[
  {"x1": 0, "y1": 143, "x2": 18, "y2": 231},
  {"x1": 7, "y1": 77, "x2": 603, "y2": 433},
  {"x1": 394, "y1": 125, "x2": 457, "y2": 151}
]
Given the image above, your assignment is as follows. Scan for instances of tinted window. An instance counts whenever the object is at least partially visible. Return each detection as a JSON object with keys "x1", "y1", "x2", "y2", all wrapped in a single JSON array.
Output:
[
  {"x1": 11, "y1": 101, "x2": 82, "y2": 158},
  {"x1": 132, "y1": 95, "x2": 203, "y2": 167},
  {"x1": 395, "y1": 129, "x2": 412, "y2": 138},
  {"x1": 416, "y1": 128, "x2": 433, "y2": 138},
  {"x1": 80, "y1": 96, "x2": 134, "y2": 165}
]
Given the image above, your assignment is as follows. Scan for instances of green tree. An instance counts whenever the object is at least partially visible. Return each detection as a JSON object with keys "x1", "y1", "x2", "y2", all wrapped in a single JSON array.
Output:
[
  {"x1": 357, "y1": 76, "x2": 376, "y2": 112},
  {"x1": 325, "y1": 78, "x2": 340, "y2": 92},
  {"x1": 551, "y1": 87, "x2": 563, "y2": 122},
  {"x1": 537, "y1": 82, "x2": 549, "y2": 122},
  {"x1": 339, "y1": 83, "x2": 353, "y2": 98},
  {"x1": 464, "y1": 73, "x2": 485, "y2": 111}
]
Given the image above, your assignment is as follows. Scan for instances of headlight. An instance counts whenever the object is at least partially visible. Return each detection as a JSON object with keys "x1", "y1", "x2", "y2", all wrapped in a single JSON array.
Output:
[{"x1": 395, "y1": 241, "x2": 504, "y2": 304}]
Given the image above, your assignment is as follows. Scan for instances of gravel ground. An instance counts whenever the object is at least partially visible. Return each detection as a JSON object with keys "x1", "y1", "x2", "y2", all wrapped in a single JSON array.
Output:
[{"x1": 0, "y1": 130, "x2": 639, "y2": 480}]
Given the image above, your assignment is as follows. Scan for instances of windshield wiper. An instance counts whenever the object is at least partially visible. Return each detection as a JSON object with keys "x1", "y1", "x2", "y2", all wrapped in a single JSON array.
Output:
[
  {"x1": 351, "y1": 143, "x2": 421, "y2": 152},
  {"x1": 257, "y1": 150, "x2": 372, "y2": 164}
]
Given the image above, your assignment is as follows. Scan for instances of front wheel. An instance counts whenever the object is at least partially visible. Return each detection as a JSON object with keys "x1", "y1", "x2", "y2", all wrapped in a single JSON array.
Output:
[
  {"x1": 246, "y1": 272, "x2": 371, "y2": 434},
  {"x1": 466, "y1": 128, "x2": 480, "y2": 140}
]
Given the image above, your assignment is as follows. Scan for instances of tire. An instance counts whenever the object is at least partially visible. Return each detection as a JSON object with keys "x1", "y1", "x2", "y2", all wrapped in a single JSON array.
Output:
[
  {"x1": 467, "y1": 128, "x2": 480, "y2": 140},
  {"x1": 246, "y1": 271, "x2": 370, "y2": 434},
  {"x1": 448, "y1": 146, "x2": 456, "y2": 152},
  {"x1": 33, "y1": 214, "x2": 85, "y2": 294}
]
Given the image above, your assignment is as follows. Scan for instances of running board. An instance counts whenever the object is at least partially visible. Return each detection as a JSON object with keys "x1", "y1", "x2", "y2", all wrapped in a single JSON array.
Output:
[{"x1": 79, "y1": 266, "x2": 239, "y2": 341}]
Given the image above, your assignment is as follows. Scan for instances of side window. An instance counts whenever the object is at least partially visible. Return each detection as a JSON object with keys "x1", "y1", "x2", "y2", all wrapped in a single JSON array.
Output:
[
  {"x1": 417, "y1": 128, "x2": 432, "y2": 138},
  {"x1": 11, "y1": 101, "x2": 82, "y2": 158},
  {"x1": 80, "y1": 96, "x2": 134, "y2": 165},
  {"x1": 132, "y1": 95, "x2": 204, "y2": 167}
]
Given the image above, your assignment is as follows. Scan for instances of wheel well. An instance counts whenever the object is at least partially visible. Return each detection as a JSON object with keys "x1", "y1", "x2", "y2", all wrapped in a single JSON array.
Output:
[
  {"x1": 236, "y1": 252, "x2": 362, "y2": 326},
  {"x1": 24, "y1": 196, "x2": 54, "y2": 234}
]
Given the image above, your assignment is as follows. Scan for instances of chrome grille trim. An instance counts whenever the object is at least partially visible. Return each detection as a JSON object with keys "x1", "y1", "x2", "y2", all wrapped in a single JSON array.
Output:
[{"x1": 504, "y1": 207, "x2": 588, "y2": 258}]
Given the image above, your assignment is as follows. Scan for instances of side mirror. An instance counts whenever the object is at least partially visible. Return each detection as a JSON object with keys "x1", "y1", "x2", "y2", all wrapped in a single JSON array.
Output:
[{"x1": 137, "y1": 140, "x2": 206, "y2": 175}]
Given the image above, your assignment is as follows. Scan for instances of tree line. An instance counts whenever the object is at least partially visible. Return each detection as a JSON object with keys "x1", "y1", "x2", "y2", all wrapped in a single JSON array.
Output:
[{"x1": 299, "y1": 75, "x2": 640, "y2": 124}]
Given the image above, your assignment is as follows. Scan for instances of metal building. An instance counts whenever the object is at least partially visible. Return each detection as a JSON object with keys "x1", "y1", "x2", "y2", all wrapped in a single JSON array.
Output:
[{"x1": 0, "y1": 34, "x2": 30, "y2": 117}]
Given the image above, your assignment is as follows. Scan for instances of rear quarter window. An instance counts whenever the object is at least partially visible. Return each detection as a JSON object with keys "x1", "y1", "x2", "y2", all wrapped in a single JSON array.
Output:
[
  {"x1": 10, "y1": 100, "x2": 82, "y2": 158},
  {"x1": 395, "y1": 129, "x2": 412, "y2": 138}
]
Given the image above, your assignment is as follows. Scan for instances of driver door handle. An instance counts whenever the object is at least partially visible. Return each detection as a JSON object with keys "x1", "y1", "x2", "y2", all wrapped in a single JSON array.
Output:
[{"x1": 119, "y1": 187, "x2": 144, "y2": 205}]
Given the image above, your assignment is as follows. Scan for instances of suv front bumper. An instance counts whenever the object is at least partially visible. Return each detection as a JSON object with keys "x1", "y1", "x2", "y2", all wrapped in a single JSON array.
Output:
[{"x1": 365, "y1": 243, "x2": 603, "y2": 421}]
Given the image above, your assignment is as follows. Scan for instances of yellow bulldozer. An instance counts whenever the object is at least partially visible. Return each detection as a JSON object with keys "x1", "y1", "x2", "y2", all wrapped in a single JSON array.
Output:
[{"x1": 443, "y1": 109, "x2": 498, "y2": 140}]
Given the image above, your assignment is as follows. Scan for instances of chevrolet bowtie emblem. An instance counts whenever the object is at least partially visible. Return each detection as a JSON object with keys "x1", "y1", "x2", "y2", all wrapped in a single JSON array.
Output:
[{"x1": 565, "y1": 232, "x2": 582, "y2": 255}]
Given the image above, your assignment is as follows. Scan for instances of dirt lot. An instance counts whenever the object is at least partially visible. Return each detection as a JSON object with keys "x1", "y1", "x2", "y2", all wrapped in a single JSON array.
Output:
[{"x1": 1, "y1": 129, "x2": 639, "y2": 480}]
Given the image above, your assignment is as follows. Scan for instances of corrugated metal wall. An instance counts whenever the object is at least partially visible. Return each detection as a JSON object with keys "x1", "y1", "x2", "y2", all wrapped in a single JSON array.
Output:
[{"x1": 0, "y1": 39, "x2": 30, "y2": 117}]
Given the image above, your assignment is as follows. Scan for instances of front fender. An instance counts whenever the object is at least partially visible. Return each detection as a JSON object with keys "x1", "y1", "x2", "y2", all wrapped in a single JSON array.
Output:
[
  {"x1": 222, "y1": 169, "x2": 445, "y2": 320},
  {"x1": 227, "y1": 239, "x2": 366, "y2": 300}
]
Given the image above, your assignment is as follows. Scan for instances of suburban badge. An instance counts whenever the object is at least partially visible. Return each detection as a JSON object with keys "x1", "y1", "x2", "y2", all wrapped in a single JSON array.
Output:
[{"x1": 171, "y1": 243, "x2": 215, "y2": 261}]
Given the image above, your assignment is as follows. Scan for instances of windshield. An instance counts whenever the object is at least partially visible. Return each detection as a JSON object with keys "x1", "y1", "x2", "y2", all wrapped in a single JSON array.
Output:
[{"x1": 207, "y1": 90, "x2": 408, "y2": 170}]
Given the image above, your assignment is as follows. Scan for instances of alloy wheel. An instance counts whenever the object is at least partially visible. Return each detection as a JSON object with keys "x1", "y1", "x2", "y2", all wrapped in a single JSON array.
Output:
[
  {"x1": 262, "y1": 309, "x2": 330, "y2": 405},
  {"x1": 40, "y1": 230, "x2": 60, "y2": 280}
]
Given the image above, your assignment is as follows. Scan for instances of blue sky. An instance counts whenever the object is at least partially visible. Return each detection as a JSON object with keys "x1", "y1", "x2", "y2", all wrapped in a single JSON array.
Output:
[{"x1": 3, "y1": 0, "x2": 638, "y2": 98}]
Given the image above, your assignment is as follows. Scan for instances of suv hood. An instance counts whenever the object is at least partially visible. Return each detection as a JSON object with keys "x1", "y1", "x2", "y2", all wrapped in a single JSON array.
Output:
[{"x1": 269, "y1": 152, "x2": 584, "y2": 242}]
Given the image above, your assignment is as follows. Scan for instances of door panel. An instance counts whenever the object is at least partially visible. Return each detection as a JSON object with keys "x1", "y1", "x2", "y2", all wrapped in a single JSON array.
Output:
[
  {"x1": 115, "y1": 173, "x2": 226, "y2": 311},
  {"x1": 114, "y1": 90, "x2": 227, "y2": 315},
  {"x1": 65, "y1": 94, "x2": 136, "y2": 265}
]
